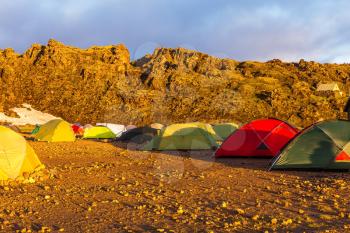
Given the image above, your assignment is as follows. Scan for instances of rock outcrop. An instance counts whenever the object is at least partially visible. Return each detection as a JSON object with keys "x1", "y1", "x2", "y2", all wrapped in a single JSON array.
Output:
[{"x1": 0, "y1": 40, "x2": 349, "y2": 127}]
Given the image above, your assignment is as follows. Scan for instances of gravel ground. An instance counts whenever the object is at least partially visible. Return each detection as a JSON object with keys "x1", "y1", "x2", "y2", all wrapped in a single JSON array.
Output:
[{"x1": 0, "y1": 140, "x2": 349, "y2": 232}]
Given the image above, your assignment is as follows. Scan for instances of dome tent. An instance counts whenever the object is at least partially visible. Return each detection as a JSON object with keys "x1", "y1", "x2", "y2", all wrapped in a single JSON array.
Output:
[
  {"x1": 72, "y1": 123, "x2": 84, "y2": 136},
  {"x1": 35, "y1": 119, "x2": 76, "y2": 142},
  {"x1": 144, "y1": 122, "x2": 220, "y2": 151},
  {"x1": 96, "y1": 123, "x2": 126, "y2": 137},
  {"x1": 150, "y1": 123, "x2": 164, "y2": 130},
  {"x1": 270, "y1": 120, "x2": 350, "y2": 170},
  {"x1": 18, "y1": 124, "x2": 37, "y2": 134},
  {"x1": 6, "y1": 124, "x2": 20, "y2": 133},
  {"x1": 126, "y1": 125, "x2": 137, "y2": 131},
  {"x1": 83, "y1": 126, "x2": 116, "y2": 139},
  {"x1": 117, "y1": 126, "x2": 158, "y2": 143},
  {"x1": 212, "y1": 123, "x2": 239, "y2": 141},
  {"x1": 0, "y1": 126, "x2": 44, "y2": 180},
  {"x1": 215, "y1": 118, "x2": 298, "y2": 158},
  {"x1": 84, "y1": 124, "x2": 93, "y2": 129}
]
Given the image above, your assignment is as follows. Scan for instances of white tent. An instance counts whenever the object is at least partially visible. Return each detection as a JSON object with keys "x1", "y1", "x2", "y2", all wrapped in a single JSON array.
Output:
[
  {"x1": 126, "y1": 125, "x2": 137, "y2": 131},
  {"x1": 96, "y1": 123, "x2": 126, "y2": 137}
]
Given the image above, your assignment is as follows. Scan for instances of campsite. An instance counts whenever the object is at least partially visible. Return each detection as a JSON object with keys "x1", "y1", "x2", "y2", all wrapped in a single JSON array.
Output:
[
  {"x1": 0, "y1": 139, "x2": 348, "y2": 233},
  {"x1": 1, "y1": 48, "x2": 350, "y2": 232},
  {"x1": 3, "y1": 1, "x2": 350, "y2": 232},
  {"x1": 0, "y1": 115, "x2": 350, "y2": 232}
]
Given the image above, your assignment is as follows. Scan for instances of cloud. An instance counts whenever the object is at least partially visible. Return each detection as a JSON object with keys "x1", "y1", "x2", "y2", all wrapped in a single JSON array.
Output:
[{"x1": 0, "y1": 0, "x2": 350, "y2": 62}]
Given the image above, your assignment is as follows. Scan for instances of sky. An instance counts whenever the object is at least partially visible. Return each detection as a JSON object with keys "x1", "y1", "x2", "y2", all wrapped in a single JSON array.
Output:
[{"x1": 0, "y1": 0, "x2": 350, "y2": 63}]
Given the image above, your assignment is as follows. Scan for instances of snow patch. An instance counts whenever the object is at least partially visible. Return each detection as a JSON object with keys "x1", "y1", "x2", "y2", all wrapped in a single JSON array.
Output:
[{"x1": 0, "y1": 104, "x2": 59, "y2": 125}]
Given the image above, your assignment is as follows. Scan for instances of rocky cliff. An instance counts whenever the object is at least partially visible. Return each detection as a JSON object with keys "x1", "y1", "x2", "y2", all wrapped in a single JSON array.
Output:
[{"x1": 0, "y1": 39, "x2": 349, "y2": 127}]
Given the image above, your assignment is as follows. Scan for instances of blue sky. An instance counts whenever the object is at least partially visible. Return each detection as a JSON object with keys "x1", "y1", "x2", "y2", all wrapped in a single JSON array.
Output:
[{"x1": 0, "y1": 0, "x2": 349, "y2": 62}]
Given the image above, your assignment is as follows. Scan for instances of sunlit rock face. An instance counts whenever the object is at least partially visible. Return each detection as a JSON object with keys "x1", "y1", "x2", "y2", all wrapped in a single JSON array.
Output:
[{"x1": 0, "y1": 40, "x2": 348, "y2": 127}]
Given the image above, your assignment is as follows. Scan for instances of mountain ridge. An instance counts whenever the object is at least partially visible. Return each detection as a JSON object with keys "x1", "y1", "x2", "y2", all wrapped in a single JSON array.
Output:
[{"x1": 0, "y1": 39, "x2": 349, "y2": 127}]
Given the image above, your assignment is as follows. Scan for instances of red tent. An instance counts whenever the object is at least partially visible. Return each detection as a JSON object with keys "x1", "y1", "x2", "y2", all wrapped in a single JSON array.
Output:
[
  {"x1": 72, "y1": 124, "x2": 84, "y2": 136},
  {"x1": 215, "y1": 119, "x2": 299, "y2": 158}
]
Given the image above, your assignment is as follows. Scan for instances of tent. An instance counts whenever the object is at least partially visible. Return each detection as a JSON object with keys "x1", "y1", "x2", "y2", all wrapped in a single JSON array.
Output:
[
  {"x1": 212, "y1": 123, "x2": 239, "y2": 141},
  {"x1": 215, "y1": 118, "x2": 298, "y2": 158},
  {"x1": 83, "y1": 126, "x2": 116, "y2": 139},
  {"x1": 0, "y1": 126, "x2": 44, "y2": 180},
  {"x1": 144, "y1": 122, "x2": 219, "y2": 150},
  {"x1": 117, "y1": 126, "x2": 158, "y2": 143},
  {"x1": 71, "y1": 123, "x2": 84, "y2": 136},
  {"x1": 96, "y1": 123, "x2": 126, "y2": 137},
  {"x1": 31, "y1": 124, "x2": 41, "y2": 135},
  {"x1": 270, "y1": 120, "x2": 350, "y2": 170},
  {"x1": 84, "y1": 124, "x2": 93, "y2": 129},
  {"x1": 5, "y1": 125, "x2": 20, "y2": 133},
  {"x1": 18, "y1": 124, "x2": 37, "y2": 134},
  {"x1": 35, "y1": 119, "x2": 76, "y2": 142},
  {"x1": 150, "y1": 123, "x2": 164, "y2": 130},
  {"x1": 126, "y1": 125, "x2": 137, "y2": 131}
]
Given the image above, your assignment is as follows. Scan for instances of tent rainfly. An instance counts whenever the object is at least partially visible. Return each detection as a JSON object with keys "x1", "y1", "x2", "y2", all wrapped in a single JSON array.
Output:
[
  {"x1": 270, "y1": 120, "x2": 350, "y2": 170},
  {"x1": 96, "y1": 123, "x2": 126, "y2": 137},
  {"x1": 144, "y1": 122, "x2": 219, "y2": 150},
  {"x1": 212, "y1": 123, "x2": 239, "y2": 141},
  {"x1": 215, "y1": 118, "x2": 298, "y2": 158},
  {"x1": 83, "y1": 126, "x2": 116, "y2": 139},
  {"x1": 118, "y1": 127, "x2": 158, "y2": 143},
  {"x1": 0, "y1": 126, "x2": 44, "y2": 180},
  {"x1": 35, "y1": 119, "x2": 76, "y2": 142}
]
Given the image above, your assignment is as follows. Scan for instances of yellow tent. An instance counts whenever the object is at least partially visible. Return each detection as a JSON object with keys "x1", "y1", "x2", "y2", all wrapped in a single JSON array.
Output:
[
  {"x1": 0, "y1": 126, "x2": 43, "y2": 180},
  {"x1": 144, "y1": 122, "x2": 220, "y2": 150},
  {"x1": 35, "y1": 119, "x2": 75, "y2": 142},
  {"x1": 83, "y1": 126, "x2": 116, "y2": 139}
]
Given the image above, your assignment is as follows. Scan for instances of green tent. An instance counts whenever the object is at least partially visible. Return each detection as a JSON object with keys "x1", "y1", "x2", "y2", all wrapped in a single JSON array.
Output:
[
  {"x1": 270, "y1": 120, "x2": 350, "y2": 170},
  {"x1": 212, "y1": 123, "x2": 238, "y2": 140},
  {"x1": 144, "y1": 122, "x2": 219, "y2": 150},
  {"x1": 83, "y1": 126, "x2": 116, "y2": 139}
]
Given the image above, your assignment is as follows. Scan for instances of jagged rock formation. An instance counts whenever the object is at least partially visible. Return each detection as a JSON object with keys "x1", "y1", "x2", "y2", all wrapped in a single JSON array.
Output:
[{"x1": 0, "y1": 39, "x2": 349, "y2": 127}]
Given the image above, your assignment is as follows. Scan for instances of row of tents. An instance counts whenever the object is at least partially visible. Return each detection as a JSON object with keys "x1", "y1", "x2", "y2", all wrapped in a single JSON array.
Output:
[
  {"x1": 0, "y1": 120, "x2": 238, "y2": 181},
  {"x1": 143, "y1": 119, "x2": 350, "y2": 171},
  {"x1": 27, "y1": 119, "x2": 239, "y2": 144},
  {"x1": 216, "y1": 118, "x2": 350, "y2": 171},
  {"x1": 11, "y1": 118, "x2": 350, "y2": 171},
  {"x1": 1, "y1": 117, "x2": 350, "y2": 182}
]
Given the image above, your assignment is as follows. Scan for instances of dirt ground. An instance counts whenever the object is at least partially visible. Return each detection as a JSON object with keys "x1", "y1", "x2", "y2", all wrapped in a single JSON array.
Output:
[{"x1": 0, "y1": 140, "x2": 349, "y2": 232}]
